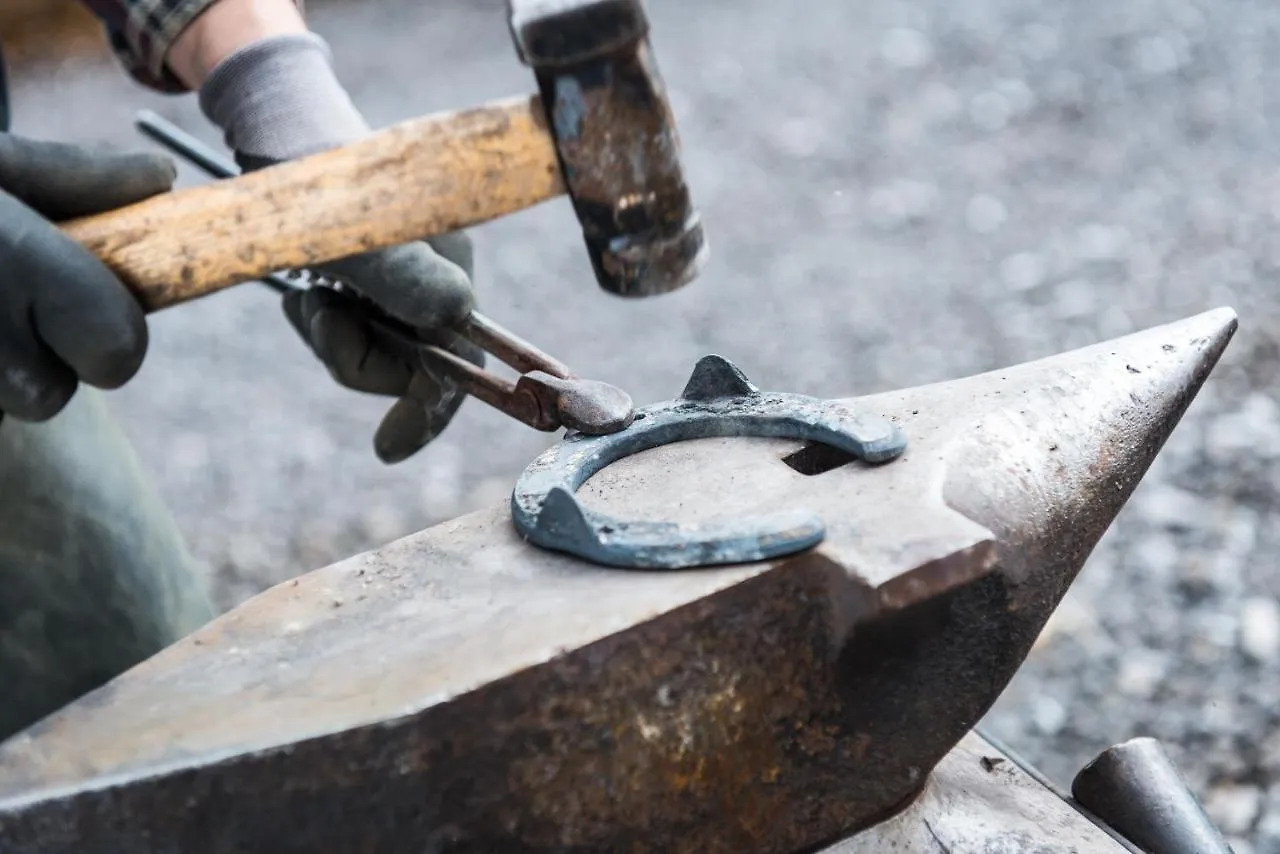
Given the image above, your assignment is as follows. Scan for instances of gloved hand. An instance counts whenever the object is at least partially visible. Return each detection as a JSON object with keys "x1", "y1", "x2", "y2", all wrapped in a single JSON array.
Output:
[
  {"x1": 199, "y1": 33, "x2": 480, "y2": 464},
  {"x1": 0, "y1": 134, "x2": 175, "y2": 420}
]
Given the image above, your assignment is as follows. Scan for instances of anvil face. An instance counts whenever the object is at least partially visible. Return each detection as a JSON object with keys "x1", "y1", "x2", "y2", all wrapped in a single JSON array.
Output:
[{"x1": 0, "y1": 309, "x2": 1236, "y2": 854}]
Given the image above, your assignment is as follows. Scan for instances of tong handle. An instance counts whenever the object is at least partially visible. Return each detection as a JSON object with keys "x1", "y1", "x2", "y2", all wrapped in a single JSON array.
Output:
[
  {"x1": 387, "y1": 311, "x2": 571, "y2": 430},
  {"x1": 413, "y1": 339, "x2": 558, "y2": 430},
  {"x1": 415, "y1": 317, "x2": 637, "y2": 435},
  {"x1": 459, "y1": 313, "x2": 574, "y2": 381}
]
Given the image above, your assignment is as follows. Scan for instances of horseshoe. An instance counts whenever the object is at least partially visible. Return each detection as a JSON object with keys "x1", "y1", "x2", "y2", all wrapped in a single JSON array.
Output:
[{"x1": 510, "y1": 355, "x2": 908, "y2": 569}]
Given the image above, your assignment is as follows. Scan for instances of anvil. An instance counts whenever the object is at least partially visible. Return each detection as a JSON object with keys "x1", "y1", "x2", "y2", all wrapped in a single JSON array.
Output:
[{"x1": 0, "y1": 308, "x2": 1237, "y2": 852}]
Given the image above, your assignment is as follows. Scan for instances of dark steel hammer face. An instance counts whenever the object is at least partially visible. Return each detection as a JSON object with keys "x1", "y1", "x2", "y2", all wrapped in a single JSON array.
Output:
[
  {"x1": 510, "y1": 0, "x2": 707, "y2": 296},
  {"x1": 0, "y1": 310, "x2": 1236, "y2": 854}
]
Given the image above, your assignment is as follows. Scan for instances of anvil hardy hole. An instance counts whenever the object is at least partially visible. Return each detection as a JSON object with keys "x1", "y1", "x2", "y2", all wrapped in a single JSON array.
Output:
[{"x1": 782, "y1": 441, "x2": 859, "y2": 475}]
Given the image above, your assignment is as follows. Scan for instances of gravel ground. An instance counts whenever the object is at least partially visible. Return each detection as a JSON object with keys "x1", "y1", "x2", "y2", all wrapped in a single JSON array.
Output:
[{"x1": 9, "y1": 0, "x2": 1280, "y2": 848}]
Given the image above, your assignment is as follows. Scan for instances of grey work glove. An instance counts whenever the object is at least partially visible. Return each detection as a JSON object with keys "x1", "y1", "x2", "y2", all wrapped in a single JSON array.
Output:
[
  {"x1": 199, "y1": 33, "x2": 480, "y2": 464},
  {"x1": 0, "y1": 134, "x2": 174, "y2": 420}
]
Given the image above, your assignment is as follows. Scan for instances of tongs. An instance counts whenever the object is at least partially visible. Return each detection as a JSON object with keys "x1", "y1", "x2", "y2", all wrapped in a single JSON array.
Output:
[
  {"x1": 359, "y1": 305, "x2": 635, "y2": 435},
  {"x1": 137, "y1": 111, "x2": 635, "y2": 436}
]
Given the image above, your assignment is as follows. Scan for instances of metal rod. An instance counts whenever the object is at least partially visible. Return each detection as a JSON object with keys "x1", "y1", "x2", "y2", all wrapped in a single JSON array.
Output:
[
  {"x1": 464, "y1": 312, "x2": 574, "y2": 379},
  {"x1": 136, "y1": 110, "x2": 239, "y2": 180}
]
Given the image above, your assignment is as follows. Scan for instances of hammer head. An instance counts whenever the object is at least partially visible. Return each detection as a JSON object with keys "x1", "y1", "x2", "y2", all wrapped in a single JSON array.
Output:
[{"x1": 509, "y1": 0, "x2": 707, "y2": 297}]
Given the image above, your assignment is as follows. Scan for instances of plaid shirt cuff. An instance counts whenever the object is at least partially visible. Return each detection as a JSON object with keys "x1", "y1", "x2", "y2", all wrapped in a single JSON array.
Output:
[{"x1": 82, "y1": 0, "x2": 304, "y2": 93}]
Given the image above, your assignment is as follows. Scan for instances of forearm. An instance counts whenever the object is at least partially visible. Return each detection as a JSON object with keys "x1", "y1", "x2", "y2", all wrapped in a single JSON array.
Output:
[
  {"x1": 165, "y1": 0, "x2": 306, "y2": 89},
  {"x1": 77, "y1": 0, "x2": 302, "y2": 92},
  {"x1": 79, "y1": 0, "x2": 358, "y2": 165}
]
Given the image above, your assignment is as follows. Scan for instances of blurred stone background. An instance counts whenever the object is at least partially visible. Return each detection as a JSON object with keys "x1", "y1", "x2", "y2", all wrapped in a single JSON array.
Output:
[{"x1": 5, "y1": 0, "x2": 1280, "y2": 849}]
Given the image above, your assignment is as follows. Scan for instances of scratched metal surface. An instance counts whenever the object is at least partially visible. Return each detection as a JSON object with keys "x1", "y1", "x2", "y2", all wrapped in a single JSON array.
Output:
[
  {"x1": 5, "y1": 0, "x2": 1280, "y2": 849},
  {"x1": 823, "y1": 732, "x2": 1130, "y2": 852}
]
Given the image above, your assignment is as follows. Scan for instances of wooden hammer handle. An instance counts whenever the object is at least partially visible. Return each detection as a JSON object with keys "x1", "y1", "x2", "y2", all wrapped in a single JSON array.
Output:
[{"x1": 59, "y1": 95, "x2": 565, "y2": 313}]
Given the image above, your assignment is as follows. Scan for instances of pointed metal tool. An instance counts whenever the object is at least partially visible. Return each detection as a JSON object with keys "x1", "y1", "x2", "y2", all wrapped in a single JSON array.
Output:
[
  {"x1": 0, "y1": 310, "x2": 1236, "y2": 854},
  {"x1": 1073, "y1": 737, "x2": 1235, "y2": 853}
]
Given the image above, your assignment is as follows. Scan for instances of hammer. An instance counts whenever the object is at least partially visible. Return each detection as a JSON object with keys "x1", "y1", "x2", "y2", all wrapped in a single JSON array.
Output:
[{"x1": 58, "y1": 0, "x2": 706, "y2": 312}]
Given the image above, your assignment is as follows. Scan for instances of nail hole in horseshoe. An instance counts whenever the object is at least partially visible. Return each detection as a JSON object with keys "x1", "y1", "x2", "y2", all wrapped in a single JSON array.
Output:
[{"x1": 782, "y1": 442, "x2": 861, "y2": 476}]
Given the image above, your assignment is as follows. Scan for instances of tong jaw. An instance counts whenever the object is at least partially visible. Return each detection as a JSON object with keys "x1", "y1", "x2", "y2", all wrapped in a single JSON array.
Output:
[{"x1": 515, "y1": 372, "x2": 636, "y2": 434}]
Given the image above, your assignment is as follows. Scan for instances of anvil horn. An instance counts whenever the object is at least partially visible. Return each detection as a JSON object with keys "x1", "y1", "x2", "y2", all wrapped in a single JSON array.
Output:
[{"x1": 0, "y1": 309, "x2": 1237, "y2": 854}]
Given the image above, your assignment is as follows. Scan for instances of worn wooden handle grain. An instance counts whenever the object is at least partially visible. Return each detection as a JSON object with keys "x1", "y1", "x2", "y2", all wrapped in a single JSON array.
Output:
[{"x1": 60, "y1": 95, "x2": 565, "y2": 312}]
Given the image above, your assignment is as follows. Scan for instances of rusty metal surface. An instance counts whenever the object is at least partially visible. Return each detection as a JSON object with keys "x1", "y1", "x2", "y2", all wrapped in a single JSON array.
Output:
[
  {"x1": 511, "y1": 0, "x2": 708, "y2": 296},
  {"x1": 1073, "y1": 738, "x2": 1235, "y2": 854},
  {"x1": 825, "y1": 731, "x2": 1131, "y2": 852},
  {"x1": 0, "y1": 309, "x2": 1236, "y2": 853}
]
